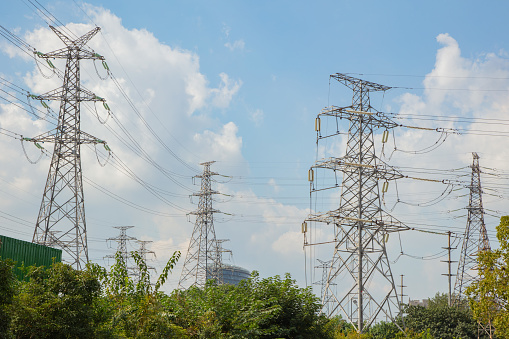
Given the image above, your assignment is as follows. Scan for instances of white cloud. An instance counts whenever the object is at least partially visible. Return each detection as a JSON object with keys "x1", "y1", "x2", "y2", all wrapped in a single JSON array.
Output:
[
  {"x1": 249, "y1": 108, "x2": 264, "y2": 127},
  {"x1": 224, "y1": 39, "x2": 245, "y2": 52},
  {"x1": 193, "y1": 122, "x2": 242, "y2": 162},
  {"x1": 210, "y1": 72, "x2": 242, "y2": 108},
  {"x1": 268, "y1": 178, "x2": 280, "y2": 193}
]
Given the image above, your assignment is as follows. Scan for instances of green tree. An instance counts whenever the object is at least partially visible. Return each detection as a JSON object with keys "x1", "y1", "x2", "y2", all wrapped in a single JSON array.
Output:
[
  {"x1": 165, "y1": 271, "x2": 330, "y2": 338},
  {"x1": 467, "y1": 215, "x2": 509, "y2": 338},
  {"x1": 91, "y1": 250, "x2": 186, "y2": 338},
  {"x1": 403, "y1": 293, "x2": 481, "y2": 339},
  {"x1": 0, "y1": 258, "x2": 15, "y2": 339},
  {"x1": 9, "y1": 262, "x2": 105, "y2": 338}
]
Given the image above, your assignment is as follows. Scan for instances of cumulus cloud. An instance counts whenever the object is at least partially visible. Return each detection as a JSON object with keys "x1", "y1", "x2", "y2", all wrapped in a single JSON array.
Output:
[
  {"x1": 193, "y1": 122, "x2": 242, "y2": 162},
  {"x1": 380, "y1": 33, "x2": 509, "y2": 299},
  {"x1": 224, "y1": 39, "x2": 245, "y2": 52},
  {"x1": 210, "y1": 73, "x2": 242, "y2": 108},
  {"x1": 249, "y1": 108, "x2": 264, "y2": 127}
]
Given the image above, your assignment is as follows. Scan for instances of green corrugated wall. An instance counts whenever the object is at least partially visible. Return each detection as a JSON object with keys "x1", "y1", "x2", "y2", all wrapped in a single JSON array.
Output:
[{"x1": 0, "y1": 235, "x2": 62, "y2": 280}]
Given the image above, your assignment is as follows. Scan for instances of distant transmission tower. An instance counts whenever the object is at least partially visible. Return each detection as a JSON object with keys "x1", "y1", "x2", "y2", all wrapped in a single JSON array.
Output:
[
  {"x1": 134, "y1": 240, "x2": 156, "y2": 280},
  {"x1": 454, "y1": 153, "x2": 491, "y2": 302},
  {"x1": 28, "y1": 26, "x2": 110, "y2": 269},
  {"x1": 305, "y1": 73, "x2": 409, "y2": 333},
  {"x1": 313, "y1": 259, "x2": 335, "y2": 315},
  {"x1": 105, "y1": 226, "x2": 137, "y2": 270},
  {"x1": 178, "y1": 161, "x2": 223, "y2": 288}
]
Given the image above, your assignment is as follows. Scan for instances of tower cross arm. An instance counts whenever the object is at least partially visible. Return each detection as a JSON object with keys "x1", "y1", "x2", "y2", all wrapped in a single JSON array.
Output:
[
  {"x1": 192, "y1": 189, "x2": 220, "y2": 197},
  {"x1": 318, "y1": 106, "x2": 400, "y2": 130},
  {"x1": 30, "y1": 87, "x2": 107, "y2": 102},
  {"x1": 312, "y1": 157, "x2": 405, "y2": 181},
  {"x1": 50, "y1": 25, "x2": 100, "y2": 50},
  {"x1": 34, "y1": 26, "x2": 104, "y2": 60},
  {"x1": 331, "y1": 73, "x2": 392, "y2": 92},
  {"x1": 188, "y1": 208, "x2": 221, "y2": 216},
  {"x1": 305, "y1": 211, "x2": 409, "y2": 233},
  {"x1": 24, "y1": 129, "x2": 108, "y2": 145}
]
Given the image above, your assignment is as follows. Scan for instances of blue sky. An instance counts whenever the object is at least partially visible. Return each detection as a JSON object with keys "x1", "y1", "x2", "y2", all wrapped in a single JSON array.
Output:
[{"x1": 1, "y1": 0, "x2": 509, "y2": 309}]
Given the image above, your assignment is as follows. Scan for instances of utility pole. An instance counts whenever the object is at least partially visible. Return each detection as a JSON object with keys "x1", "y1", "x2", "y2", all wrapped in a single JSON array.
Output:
[
  {"x1": 441, "y1": 231, "x2": 456, "y2": 306},
  {"x1": 304, "y1": 73, "x2": 409, "y2": 333},
  {"x1": 105, "y1": 226, "x2": 137, "y2": 274},
  {"x1": 178, "y1": 161, "x2": 223, "y2": 288},
  {"x1": 398, "y1": 275, "x2": 407, "y2": 306},
  {"x1": 28, "y1": 26, "x2": 110, "y2": 269},
  {"x1": 454, "y1": 153, "x2": 490, "y2": 304}
]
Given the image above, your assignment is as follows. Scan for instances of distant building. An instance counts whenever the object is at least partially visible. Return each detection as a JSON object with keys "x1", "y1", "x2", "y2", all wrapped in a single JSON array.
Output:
[
  {"x1": 209, "y1": 264, "x2": 251, "y2": 286},
  {"x1": 409, "y1": 299, "x2": 429, "y2": 308}
]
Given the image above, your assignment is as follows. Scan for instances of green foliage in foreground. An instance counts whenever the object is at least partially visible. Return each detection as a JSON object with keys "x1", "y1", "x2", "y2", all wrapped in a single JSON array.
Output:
[
  {"x1": 467, "y1": 215, "x2": 509, "y2": 338},
  {"x1": 0, "y1": 258, "x2": 15, "y2": 339},
  {"x1": 402, "y1": 293, "x2": 483, "y2": 339},
  {"x1": 3, "y1": 240, "x2": 504, "y2": 339},
  {"x1": 1, "y1": 251, "x2": 331, "y2": 338},
  {"x1": 164, "y1": 272, "x2": 329, "y2": 338}
]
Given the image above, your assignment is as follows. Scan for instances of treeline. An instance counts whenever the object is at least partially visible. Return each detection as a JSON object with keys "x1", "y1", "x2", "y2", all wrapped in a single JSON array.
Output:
[{"x1": 0, "y1": 216, "x2": 507, "y2": 338}]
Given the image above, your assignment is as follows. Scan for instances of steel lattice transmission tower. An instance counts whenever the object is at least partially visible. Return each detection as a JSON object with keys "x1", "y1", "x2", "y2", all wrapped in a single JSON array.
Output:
[
  {"x1": 305, "y1": 73, "x2": 409, "y2": 333},
  {"x1": 178, "y1": 161, "x2": 223, "y2": 288},
  {"x1": 313, "y1": 259, "x2": 335, "y2": 316},
  {"x1": 28, "y1": 26, "x2": 109, "y2": 269},
  {"x1": 136, "y1": 240, "x2": 156, "y2": 270},
  {"x1": 454, "y1": 153, "x2": 491, "y2": 303},
  {"x1": 105, "y1": 226, "x2": 137, "y2": 267}
]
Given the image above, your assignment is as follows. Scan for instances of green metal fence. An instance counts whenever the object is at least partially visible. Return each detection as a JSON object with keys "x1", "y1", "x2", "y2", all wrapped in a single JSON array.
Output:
[{"x1": 0, "y1": 235, "x2": 62, "y2": 280}]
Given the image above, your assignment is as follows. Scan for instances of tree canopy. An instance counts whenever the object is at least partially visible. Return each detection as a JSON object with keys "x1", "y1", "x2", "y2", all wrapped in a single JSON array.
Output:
[{"x1": 467, "y1": 215, "x2": 509, "y2": 338}]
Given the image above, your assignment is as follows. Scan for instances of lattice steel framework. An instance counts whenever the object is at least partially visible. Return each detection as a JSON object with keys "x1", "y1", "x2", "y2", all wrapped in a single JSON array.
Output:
[
  {"x1": 454, "y1": 153, "x2": 491, "y2": 301},
  {"x1": 314, "y1": 259, "x2": 335, "y2": 316},
  {"x1": 305, "y1": 73, "x2": 409, "y2": 333},
  {"x1": 105, "y1": 226, "x2": 137, "y2": 266},
  {"x1": 29, "y1": 26, "x2": 109, "y2": 269},
  {"x1": 178, "y1": 161, "x2": 222, "y2": 288},
  {"x1": 135, "y1": 240, "x2": 156, "y2": 280}
]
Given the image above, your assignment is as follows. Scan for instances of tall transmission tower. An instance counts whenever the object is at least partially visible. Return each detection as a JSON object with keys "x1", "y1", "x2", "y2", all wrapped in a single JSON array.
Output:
[
  {"x1": 454, "y1": 152, "x2": 491, "y2": 303},
  {"x1": 305, "y1": 73, "x2": 409, "y2": 333},
  {"x1": 105, "y1": 226, "x2": 137, "y2": 270},
  {"x1": 178, "y1": 161, "x2": 223, "y2": 288},
  {"x1": 28, "y1": 26, "x2": 110, "y2": 269}
]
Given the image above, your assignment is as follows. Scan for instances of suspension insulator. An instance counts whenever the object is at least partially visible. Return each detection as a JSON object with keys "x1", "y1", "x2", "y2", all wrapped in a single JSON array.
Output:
[
  {"x1": 385, "y1": 234, "x2": 390, "y2": 243},
  {"x1": 382, "y1": 181, "x2": 389, "y2": 193},
  {"x1": 301, "y1": 222, "x2": 308, "y2": 233},
  {"x1": 308, "y1": 169, "x2": 314, "y2": 182},
  {"x1": 315, "y1": 117, "x2": 321, "y2": 132},
  {"x1": 382, "y1": 130, "x2": 389, "y2": 143}
]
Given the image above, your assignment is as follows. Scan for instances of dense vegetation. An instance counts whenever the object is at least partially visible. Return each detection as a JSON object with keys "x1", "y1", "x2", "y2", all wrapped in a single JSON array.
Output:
[{"x1": 1, "y1": 216, "x2": 508, "y2": 338}]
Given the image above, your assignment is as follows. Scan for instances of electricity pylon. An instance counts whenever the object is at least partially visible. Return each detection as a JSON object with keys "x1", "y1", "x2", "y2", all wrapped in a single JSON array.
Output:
[
  {"x1": 105, "y1": 226, "x2": 137, "y2": 271},
  {"x1": 178, "y1": 161, "x2": 222, "y2": 288},
  {"x1": 28, "y1": 26, "x2": 110, "y2": 269},
  {"x1": 454, "y1": 153, "x2": 491, "y2": 302},
  {"x1": 313, "y1": 259, "x2": 335, "y2": 316},
  {"x1": 137, "y1": 240, "x2": 156, "y2": 265},
  {"x1": 305, "y1": 73, "x2": 409, "y2": 333}
]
